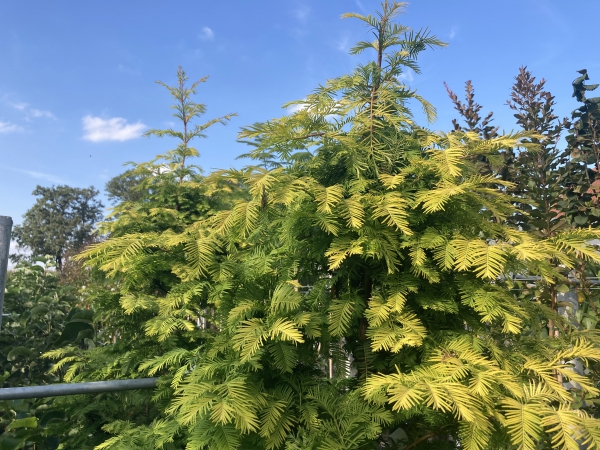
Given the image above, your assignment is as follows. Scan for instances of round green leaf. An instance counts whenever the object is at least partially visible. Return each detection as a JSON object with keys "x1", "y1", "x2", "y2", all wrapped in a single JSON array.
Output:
[
  {"x1": 7, "y1": 346, "x2": 35, "y2": 362},
  {"x1": 6, "y1": 416, "x2": 38, "y2": 431},
  {"x1": 30, "y1": 305, "x2": 49, "y2": 316}
]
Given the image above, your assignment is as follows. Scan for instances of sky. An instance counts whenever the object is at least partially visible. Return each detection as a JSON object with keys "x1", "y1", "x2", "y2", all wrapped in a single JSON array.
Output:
[{"x1": 1, "y1": 0, "x2": 599, "y2": 240}]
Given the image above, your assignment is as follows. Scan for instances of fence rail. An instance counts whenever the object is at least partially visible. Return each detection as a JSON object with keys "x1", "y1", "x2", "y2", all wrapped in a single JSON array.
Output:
[{"x1": 0, "y1": 378, "x2": 159, "y2": 400}]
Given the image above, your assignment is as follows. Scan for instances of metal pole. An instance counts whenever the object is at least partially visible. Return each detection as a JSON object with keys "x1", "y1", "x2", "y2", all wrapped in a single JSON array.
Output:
[
  {"x1": 0, "y1": 377, "x2": 158, "y2": 400},
  {"x1": 0, "y1": 215, "x2": 13, "y2": 331}
]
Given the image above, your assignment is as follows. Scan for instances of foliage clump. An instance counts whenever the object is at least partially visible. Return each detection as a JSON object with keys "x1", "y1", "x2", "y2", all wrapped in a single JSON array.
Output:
[{"x1": 0, "y1": 258, "x2": 91, "y2": 449}]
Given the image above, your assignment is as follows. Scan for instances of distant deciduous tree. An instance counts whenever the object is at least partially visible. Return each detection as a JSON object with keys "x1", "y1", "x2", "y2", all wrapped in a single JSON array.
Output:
[
  {"x1": 105, "y1": 168, "x2": 149, "y2": 205},
  {"x1": 13, "y1": 185, "x2": 103, "y2": 271}
]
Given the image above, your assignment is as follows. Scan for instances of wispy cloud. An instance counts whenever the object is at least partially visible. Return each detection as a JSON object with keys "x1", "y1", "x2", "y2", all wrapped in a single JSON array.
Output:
[
  {"x1": 116, "y1": 64, "x2": 140, "y2": 76},
  {"x1": 2, "y1": 165, "x2": 66, "y2": 184},
  {"x1": 82, "y1": 115, "x2": 146, "y2": 142},
  {"x1": 292, "y1": 4, "x2": 310, "y2": 22},
  {"x1": 398, "y1": 70, "x2": 414, "y2": 83},
  {"x1": 336, "y1": 34, "x2": 351, "y2": 53},
  {"x1": 289, "y1": 4, "x2": 310, "y2": 38},
  {"x1": 9, "y1": 101, "x2": 28, "y2": 111},
  {"x1": 285, "y1": 101, "x2": 339, "y2": 123},
  {"x1": 449, "y1": 26, "x2": 459, "y2": 40},
  {"x1": 20, "y1": 169, "x2": 65, "y2": 184},
  {"x1": 0, "y1": 121, "x2": 22, "y2": 133},
  {"x1": 532, "y1": 0, "x2": 570, "y2": 33},
  {"x1": 354, "y1": 0, "x2": 367, "y2": 12},
  {"x1": 200, "y1": 26, "x2": 215, "y2": 41},
  {"x1": 7, "y1": 101, "x2": 56, "y2": 120},
  {"x1": 29, "y1": 108, "x2": 56, "y2": 119}
]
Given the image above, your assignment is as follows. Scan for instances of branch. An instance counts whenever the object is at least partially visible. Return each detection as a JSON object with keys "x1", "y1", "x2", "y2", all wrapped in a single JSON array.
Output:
[
  {"x1": 402, "y1": 432, "x2": 436, "y2": 450},
  {"x1": 290, "y1": 132, "x2": 325, "y2": 141}
]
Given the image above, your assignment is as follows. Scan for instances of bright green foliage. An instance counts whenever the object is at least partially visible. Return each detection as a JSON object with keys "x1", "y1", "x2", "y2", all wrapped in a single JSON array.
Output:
[
  {"x1": 142, "y1": 66, "x2": 237, "y2": 187},
  {"x1": 101, "y1": 67, "x2": 239, "y2": 240},
  {"x1": 51, "y1": 3, "x2": 600, "y2": 450}
]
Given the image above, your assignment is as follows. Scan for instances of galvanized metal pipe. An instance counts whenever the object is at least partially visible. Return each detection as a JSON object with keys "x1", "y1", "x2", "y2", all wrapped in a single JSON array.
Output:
[
  {"x1": 0, "y1": 377, "x2": 158, "y2": 400},
  {"x1": 0, "y1": 215, "x2": 13, "y2": 331}
]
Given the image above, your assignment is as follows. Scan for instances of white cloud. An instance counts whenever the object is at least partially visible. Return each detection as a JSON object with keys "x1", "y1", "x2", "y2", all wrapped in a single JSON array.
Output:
[
  {"x1": 7, "y1": 242, "x2": 33, "y2": 271},
  {"x1": 200, "y1": 27, "x2": 215, "y2": 41},
  {"x1": 8, "y1": 242, "x2": 19, "y2": 270},
  {"x1": 286, "y1": 103, "x2": 306, "y2": 115},
  {"x1": 0, "y1": 121, "x2": 22, "y2": 133},
  {"x1": 285, "y1": 102, "x2": 338, "y2": 123},
  {"x1": 82, "y1": 115, "x2": 146, "y2": 142},
  {"x1": 449, "y1": 26, "x2": 458, "y2": 39}
]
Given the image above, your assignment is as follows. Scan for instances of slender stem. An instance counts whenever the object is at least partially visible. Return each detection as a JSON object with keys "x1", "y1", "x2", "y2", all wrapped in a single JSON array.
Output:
[
  {"x1": 180, "y1": 74, "x2": 188, "y2": 185},
  {"x1": 290, "y1": 132, "x2": 325, "y2": 141},
  {"x1": 403, "y1": 432, "x2": 437, "y2": 450}
]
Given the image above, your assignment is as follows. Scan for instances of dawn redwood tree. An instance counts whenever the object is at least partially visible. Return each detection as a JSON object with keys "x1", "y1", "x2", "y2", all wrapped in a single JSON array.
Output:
[
  {"x1": 41, "y1": 67, "x2": 239, "y2": 450},
  {"x1": 58, "y1": 3, "x2": 600, "y2": 449},
  {"x1": 102, "y1": 66, "x2": 238, "y2": 238},
  {"x1": 12, "y1": 185, "x2": 103, "y2": 271}
]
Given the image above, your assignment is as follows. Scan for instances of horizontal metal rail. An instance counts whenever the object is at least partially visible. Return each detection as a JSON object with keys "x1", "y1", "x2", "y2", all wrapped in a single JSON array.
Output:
[{"x1": 0, "y1": 377, "x2": 158, "y2": 400}]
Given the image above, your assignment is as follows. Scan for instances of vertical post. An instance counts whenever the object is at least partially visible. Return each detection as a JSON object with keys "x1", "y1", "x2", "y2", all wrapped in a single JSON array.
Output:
[{"x1": 0, "y1": 216, "x2": 13, "y2": 331}]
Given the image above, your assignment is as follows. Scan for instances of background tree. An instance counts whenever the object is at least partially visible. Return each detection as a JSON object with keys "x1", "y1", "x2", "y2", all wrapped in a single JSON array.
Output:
[
  {"x1": 444, "y1": 80, "x2": 513, "y2": 180},
  {"x1": 562, "y1": 69, "x2": 600, "y2": 228},
  {"x1": 105, "y1": 168, "x2": 149, "y2": 205},
  {"x1": 503, "y1": 67, "x2": 574, "y2": 342},
  {"x1": 505, "y1": 66, "x2": 567, "y2": 234},
  {"x1": 12, "y1": 185, "x2": 103, "y2": 271},
  {"x1": 444, "y1": 80, "x2": 498, "y2": 139}
]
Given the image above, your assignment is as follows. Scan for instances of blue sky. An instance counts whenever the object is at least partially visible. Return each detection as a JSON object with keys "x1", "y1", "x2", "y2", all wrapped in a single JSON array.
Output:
[{"x1": 1, "y1": 0, "x2": 599, "y2": 234}]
